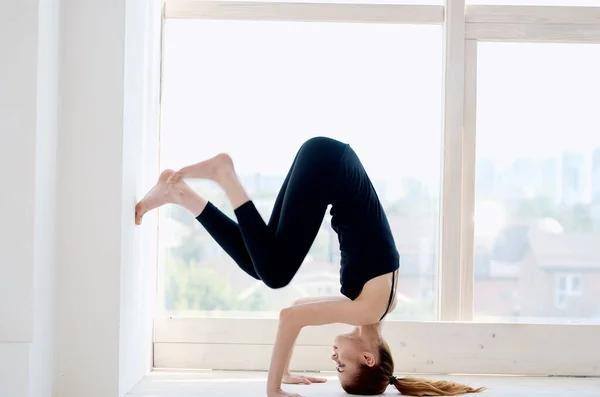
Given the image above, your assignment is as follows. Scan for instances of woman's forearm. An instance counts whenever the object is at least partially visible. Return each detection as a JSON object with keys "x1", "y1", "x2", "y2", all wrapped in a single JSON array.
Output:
[
  {"x1": 267, "y1": 308, "x2": 302, "y2": 393},
  {"x1": 283, "y1": 345, "x2": 295, "y2": 375},
  {"x1": 282, "y1": 296, "x2": 347, "y2": 375}
]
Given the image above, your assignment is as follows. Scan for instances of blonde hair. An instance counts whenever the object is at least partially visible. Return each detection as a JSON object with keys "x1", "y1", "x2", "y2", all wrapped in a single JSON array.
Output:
[
  {"x1": 341, "y1": 340, "x2": 485, "y2": 396},
  {"x1": 391, "y1": 376, "x2": 485, "y2": 396}
]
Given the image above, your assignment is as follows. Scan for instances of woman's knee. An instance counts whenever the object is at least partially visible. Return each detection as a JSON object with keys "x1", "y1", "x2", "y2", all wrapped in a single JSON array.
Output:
[
  {"x1": 260, "y1": 265, "x2": 297, "y2": 289},
  {"x1": 262, "y1": 275, "x2": 292, "y2": 290},
  {"x1": 297, "y1": 137, "x2": 346, "y2": 167},
  {"x1": 300, "y1": 136, "x2": 336, "y2": 153}
]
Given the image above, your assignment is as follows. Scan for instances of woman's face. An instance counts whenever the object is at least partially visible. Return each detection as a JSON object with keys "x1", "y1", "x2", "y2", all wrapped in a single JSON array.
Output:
[{"x1": 331, "y1": 328, "x2": 376, "y2": 383}]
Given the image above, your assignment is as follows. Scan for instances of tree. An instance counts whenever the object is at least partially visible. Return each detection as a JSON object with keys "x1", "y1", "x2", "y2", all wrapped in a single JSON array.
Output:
[
  {"x1": 164, "y1": 256, "x2": 267, "y2": 312},
  {"x1": 509, "y1": 197, "x2": 593, "y2": 233}
]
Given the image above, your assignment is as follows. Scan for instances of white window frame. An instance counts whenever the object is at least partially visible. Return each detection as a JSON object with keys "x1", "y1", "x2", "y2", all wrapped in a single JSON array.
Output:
[
  {"x1": 153, "y1": 0, "x2": 600, "y2": 375},
  {"x1": 164, "y1": 0, "x2": 444, "y2": 24}
]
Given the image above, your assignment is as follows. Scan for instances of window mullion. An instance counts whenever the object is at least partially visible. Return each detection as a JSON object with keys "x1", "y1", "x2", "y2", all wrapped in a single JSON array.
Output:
[
  {"x1": 439, "y1": 0, "x2": 466, "y2": 322},
  {"x1": 460, "y1": 38, "x2": 478, "y2": 322}
]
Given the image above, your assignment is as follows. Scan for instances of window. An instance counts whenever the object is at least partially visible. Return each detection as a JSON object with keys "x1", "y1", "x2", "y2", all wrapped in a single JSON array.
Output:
[
  {"x1": 159, "y1": 20, "x2": 443, "y2": 320},
  {"x1": 473, "y1": 43, "x2": 600, "y2": 323},
  {"x1": 153, "y1": 0, "x2": 600, "y2": 375},
  {"x1": 556, "y1": 274, "x2": 583, "y2": 309}
]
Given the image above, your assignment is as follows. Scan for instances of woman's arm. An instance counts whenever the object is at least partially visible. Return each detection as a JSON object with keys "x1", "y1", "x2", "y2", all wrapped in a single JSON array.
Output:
[
  {"x1": 291, "y1": 295, "x2": 350, "y2": 306},
  {"x1": 267, "y1": 299, "x2": 377, "y2": 396},
  {"x1": 267, "y1": 309, "x2": 304, "y2": 395},
  {"x1": 280, "y1": 296, "x2": 350, "y2": 381}
]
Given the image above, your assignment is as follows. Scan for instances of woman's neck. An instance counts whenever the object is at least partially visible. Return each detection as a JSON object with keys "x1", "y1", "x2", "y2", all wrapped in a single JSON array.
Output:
[{"x1": 359, "y1": 323, "x2": 382, "y2": 345}]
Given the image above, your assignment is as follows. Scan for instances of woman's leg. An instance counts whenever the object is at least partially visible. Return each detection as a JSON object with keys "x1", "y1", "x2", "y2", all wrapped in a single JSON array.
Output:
[
  {"x1": 195, "y1": 202, "x2": 260, "y2": 280},
  {"x1": 193, "y1": 150, "x2": 305, "y2": 281},
  {"x1": 135, "y1": 169, "x2": 260, "y2": 280},
  {"x1": 169, "y1": 137, "x2": 347, "y2": 289},
  {"x1": 134, "y1": 158, "x2": 307, "y2": 283}
]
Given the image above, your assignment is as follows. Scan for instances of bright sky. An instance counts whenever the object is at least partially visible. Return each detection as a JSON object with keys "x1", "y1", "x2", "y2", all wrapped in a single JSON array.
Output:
[
  {"x1": 160, "y1": 20, "x2": 600, "y2": 191},
  {"x1": 161, "y1": 21, "x2": 443, "y2": 188},
  {"x1": 477, "y1": 43, "x2": 600, "y2": 166}
]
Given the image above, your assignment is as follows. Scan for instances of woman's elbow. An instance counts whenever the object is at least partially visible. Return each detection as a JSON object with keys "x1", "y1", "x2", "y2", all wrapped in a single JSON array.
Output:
[
  {"x1": 279, "y1": 306, "x2": 303, "y2": 330},
  {"x1": 279, "y1": 306, "x2": 295, "y2": 322}
]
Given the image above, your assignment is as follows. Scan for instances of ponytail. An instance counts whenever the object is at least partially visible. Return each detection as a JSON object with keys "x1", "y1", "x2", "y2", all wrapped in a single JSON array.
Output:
[
  {"x1": 341, "y1": 339, "x2": 485, "y2": 396},
  {"x1": 390, "y1": 376, "x2": 485, "y2": 396}
]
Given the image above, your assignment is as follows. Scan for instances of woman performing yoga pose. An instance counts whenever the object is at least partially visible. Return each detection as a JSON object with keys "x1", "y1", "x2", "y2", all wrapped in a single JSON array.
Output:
[{"x1": 136, "y1": 137, "x2": 484, "y2": 397}]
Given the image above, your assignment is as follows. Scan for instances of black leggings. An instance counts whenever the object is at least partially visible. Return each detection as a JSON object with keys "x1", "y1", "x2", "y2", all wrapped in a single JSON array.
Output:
[{"x1": 196, "y1": 137, "x2": 347, "y2": 289}]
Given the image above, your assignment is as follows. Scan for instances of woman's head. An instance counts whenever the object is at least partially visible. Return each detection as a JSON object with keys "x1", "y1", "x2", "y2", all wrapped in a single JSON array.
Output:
[
  {"x1": 330, "y1": 326, "x2": 392, "y2": 393},
  {"x1": 332, "y1": 331, "x2": 393, "y2": 395},
  {"x1": 332, "y1": 329, "x2": 485, "y2": 396}
]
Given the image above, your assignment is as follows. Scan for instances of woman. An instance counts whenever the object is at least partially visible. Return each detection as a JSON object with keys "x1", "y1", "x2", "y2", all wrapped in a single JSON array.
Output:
[{"x1": 136, "y1": 137, "x2": 484, "y2": 397}]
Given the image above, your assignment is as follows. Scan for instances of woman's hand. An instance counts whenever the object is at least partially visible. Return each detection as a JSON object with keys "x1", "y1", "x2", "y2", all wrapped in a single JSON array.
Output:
[
  {"x1": 267, "y1": 388, "x2": 304, "y2": 397},
  {"x1": 282, "y1": 373, "x2": 327, "y2": 385}
]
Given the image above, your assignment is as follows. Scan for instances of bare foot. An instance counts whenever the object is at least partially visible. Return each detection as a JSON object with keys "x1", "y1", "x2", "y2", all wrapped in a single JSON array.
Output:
[
  {"x1": 167, "y1": 153, "x2": 235, "y2": 185},
  {"x1": 135, "y1": 170, "x2": 178, "y2": 225}
]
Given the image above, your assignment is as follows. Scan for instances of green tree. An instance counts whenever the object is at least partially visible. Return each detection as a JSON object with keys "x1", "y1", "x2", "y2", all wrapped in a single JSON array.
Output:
[
  {"x1": 509, "y1": 197, "x2": 593, "y2": 233},
  {"x1": 556, "y1": 203, "x2": 593, "y2": 232},
  {"x1": 164, "y1": 256, "x2": 267, "y2": 312},
  {"x1": 511, "y1": 197, "x2": 554, "y2": 220}
]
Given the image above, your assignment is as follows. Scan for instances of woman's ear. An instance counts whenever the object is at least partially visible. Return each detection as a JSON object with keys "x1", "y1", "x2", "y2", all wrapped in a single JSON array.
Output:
[{"x1": 362, "y1": 352, "x2": 376, "y2": 367}]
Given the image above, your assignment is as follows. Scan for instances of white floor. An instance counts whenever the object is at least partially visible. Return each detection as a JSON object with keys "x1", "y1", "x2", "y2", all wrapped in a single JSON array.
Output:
[{"x1": 129, "y1": 371, "x2": 600, "y2": 396}]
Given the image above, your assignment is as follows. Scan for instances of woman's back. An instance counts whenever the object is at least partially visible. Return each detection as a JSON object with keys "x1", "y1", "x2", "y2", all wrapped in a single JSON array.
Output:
[{"x1": 328, "y1": 142, "x2": 400, "y2": 301}]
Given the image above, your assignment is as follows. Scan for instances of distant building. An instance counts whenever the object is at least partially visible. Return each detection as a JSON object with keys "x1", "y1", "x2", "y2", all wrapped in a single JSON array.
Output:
[
  {"x1": 512, "y1": 158, "x2": 541, "y2": 199},
  {"x1": 474, "y1": 223, "x2": 600, "y2": 322},
  {"x1": 476, "y1": 158, "x2": 496, "y2": 199},
  {"x1": 539, "y1": 158, "x2": 560, "y2": 202},
  {"x1": 561, "y1": 152, "x2": 586, "y2": 205},
  {"x1": 592, "y1": 147, "x2": 600, "y2": 202}
]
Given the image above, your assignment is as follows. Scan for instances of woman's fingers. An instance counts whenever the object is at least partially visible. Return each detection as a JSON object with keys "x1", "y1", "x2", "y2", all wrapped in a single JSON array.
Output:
[{"x1": 282, "y1": 375, "x2": 312, "y2": 385}]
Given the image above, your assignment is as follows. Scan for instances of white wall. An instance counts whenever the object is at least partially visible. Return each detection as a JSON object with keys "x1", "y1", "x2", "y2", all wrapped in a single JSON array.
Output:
[
  {"x1": 1, "y1": 1, "x2": 59, "y2": 396},
  {"x1": 1, "y1": 0, "x2": 159, "y2": 396},
  {"x1": 119, "y1": 0, "x2": 162, "y2": 395},
  {"x1": 57, "y1": 1, "x2": 161, "y2": 396},
  {"x1": 29, "y1": 0, "x2": 61, "y2": 395},
  {"x1": 0, "y1": 0, "x2": 38, "y2": 345},
  {"x1": 57, "y1": 0, "x2": 127, "y2": 395},
  {"x1": 0, "y1": 344, "x2": 30, "y2": 397}
]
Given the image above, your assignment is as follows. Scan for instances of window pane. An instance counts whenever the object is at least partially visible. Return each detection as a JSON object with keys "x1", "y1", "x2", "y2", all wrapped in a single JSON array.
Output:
[
  {"x1": 570, "y1": 275, "x2": 582, "y2": 294},
  {"x1": 556, "y1": 292, "x2": 567, "y2": 309},
  {"x1": 557, "y1": 275, "x2": 567, "y2": 292},
  {"x1": 474, "y1": 42, "x2": 600, "y2": 324},
  {"x1": 160, "y1": 20, "x2": 443, "y2": 320}
]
